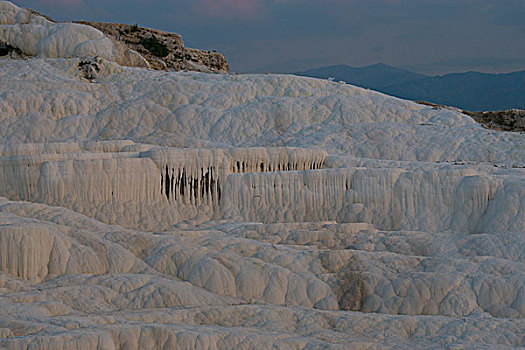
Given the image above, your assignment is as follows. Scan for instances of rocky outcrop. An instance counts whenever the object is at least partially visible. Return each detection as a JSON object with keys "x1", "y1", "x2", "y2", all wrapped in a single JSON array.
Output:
[
  {"x1": 0, "y1": 1, "x2": 148, "y2": 67},
  {"x1": 417, "y1": 101, "x2": 525, "y2": 133},
  {"x1": 76, "y1": 21, "x2": 230, "y2": 73},
  {"x1": 464, "y1": 109, "x2": 525, "y2": 132},
  {"x1": 0, "y1": 1, "x2": 229, "y2": 73}
]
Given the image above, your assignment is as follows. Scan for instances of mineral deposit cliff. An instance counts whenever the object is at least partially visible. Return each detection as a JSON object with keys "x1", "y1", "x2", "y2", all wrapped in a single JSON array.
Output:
[{"x1": 0, "y1": 1, "x2": 523, "y2": 349}]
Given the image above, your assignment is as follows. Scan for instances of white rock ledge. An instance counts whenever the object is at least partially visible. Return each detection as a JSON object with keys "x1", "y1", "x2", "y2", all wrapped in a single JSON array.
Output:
[{"x1": 0, "y1": 11, "x2": 523, "y2": 348}]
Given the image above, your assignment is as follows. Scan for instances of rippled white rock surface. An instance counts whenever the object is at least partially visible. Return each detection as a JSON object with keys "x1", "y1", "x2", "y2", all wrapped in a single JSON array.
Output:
[{"x1": 0, "y1": 12, "x2": 524, "y2": 348}]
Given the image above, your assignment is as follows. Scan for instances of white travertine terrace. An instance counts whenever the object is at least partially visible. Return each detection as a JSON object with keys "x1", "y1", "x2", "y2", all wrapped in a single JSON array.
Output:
[{"x1": 0, "y1": 2, "x2": 524, "y2": 348}]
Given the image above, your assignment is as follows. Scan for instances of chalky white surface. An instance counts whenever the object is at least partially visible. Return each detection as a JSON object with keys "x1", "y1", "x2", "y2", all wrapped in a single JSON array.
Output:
[{"x1": 0, "y1": 4, "x2": 524, "y2": 347}]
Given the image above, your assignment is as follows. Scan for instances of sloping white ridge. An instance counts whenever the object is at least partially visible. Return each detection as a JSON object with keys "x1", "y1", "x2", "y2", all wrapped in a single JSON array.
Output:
[{"x1": 0, "y1": 2, "x2": 524, "y2": 348}]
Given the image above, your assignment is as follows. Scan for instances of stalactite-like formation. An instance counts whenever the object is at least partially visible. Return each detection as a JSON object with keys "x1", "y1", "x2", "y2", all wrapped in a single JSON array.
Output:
[
  {"x1": 161, "y1": 164, "x2": 220, "y2": 205},
  {"x1": 146, "y1": 147, "x2": 328, "y2": 206},
  {"x1": 229, "y1": 159, "x2": 323, "y2": 173},
  {"x1": 228, "y1": 148, "x2": 326, "y2": 174}
]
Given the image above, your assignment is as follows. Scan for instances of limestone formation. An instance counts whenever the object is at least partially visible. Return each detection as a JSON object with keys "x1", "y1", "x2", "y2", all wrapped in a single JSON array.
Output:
[
  {"x1": 417, "y1": 101, "x2": 525, "y2": 132},
  {"x1": 0, "y1": 1, "x2": 523, "y2": 349},
  {"x1": 0, "y1": 1, "x2": 149, "y2": 67},
  {"x1": 464, "y1": 109, "x2": 525, "y2": 132},
  {"x1": 76, "y1": 21, "x2": 230, "y2": 73},
  {"x1": 0, "y1": 1, "x2": 229, "y2": 73}
]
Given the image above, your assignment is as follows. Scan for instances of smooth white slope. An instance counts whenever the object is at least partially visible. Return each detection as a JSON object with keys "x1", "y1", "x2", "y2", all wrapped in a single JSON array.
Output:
[
  {"x1": 0, "y1": 35, "x2": 523, "y2": 349},
  {"x1": 0, "y1": 58, "x2": 523, "y2": 165}
]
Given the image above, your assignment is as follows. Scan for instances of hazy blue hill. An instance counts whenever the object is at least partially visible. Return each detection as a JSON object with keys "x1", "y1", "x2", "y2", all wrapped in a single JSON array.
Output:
[
  {"x1": 295, "y1": 64, "x2": 525, "y2": 111},
  {"x1": 295, "y1": 63, "x2": 427, "y2": 90},
  {"x1": 381, "y1": 70, "x2": 525, "y2": 111}
]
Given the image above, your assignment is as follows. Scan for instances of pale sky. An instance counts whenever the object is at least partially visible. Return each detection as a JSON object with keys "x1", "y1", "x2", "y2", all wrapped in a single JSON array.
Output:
[{"x1": 12, "y1": 0, "x2": 525, "y2": 74}]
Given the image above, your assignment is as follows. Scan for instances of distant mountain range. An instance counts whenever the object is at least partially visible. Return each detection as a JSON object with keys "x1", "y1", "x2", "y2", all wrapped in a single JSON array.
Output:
[{"x1": 294, "y1": 63, "x2": 525, "y2": 111}]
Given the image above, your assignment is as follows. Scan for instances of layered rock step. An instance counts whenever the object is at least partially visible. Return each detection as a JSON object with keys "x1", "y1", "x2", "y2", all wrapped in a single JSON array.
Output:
[{"x1": 1, "y1": 141, "x2": 521, "y2": 235}]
